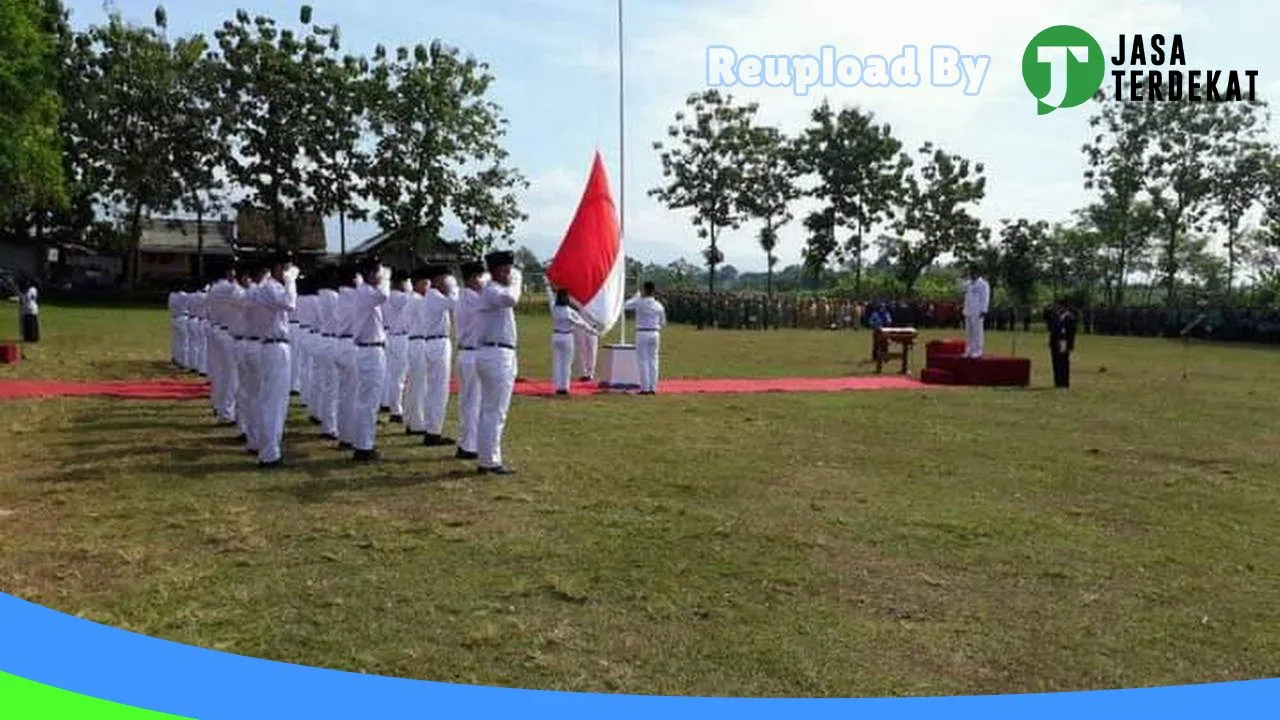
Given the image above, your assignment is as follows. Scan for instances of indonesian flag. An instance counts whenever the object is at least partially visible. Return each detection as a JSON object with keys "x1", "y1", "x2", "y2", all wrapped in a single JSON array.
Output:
[{"x1": 545, "y1": 151, "x2": 625, "y2": 333}]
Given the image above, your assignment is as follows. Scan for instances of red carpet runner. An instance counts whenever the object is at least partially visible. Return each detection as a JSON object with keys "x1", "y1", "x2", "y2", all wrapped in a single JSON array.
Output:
[{"x1": 0, "y1": 375, "x2": 937, "y2": 401}]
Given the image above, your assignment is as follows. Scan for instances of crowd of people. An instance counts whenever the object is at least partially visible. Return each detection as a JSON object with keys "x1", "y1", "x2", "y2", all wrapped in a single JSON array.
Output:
[
  {"x1": 167, "y1": 250, "x2": 526, "y2": 474},
  {"x1": 166, "y1": 252, "x2": 671, "y2": 473}
]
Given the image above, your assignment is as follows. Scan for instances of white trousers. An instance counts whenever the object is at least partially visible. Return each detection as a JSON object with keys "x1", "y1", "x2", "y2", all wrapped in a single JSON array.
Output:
[
  {"x1": 298, "y1": 331, "x2": 313, "y2": 410},
  {"x1": 216, "y1": 331, "x2": 239, "y2": 422},
  {"x1": 177, "y1": 319, "x2": 190, "y2": 368},
  {"x1": 318, "y1": 338, "x2": 340, "y2": 437},
  {"x1": 170, "y1": 318, "x2": 182, "y2": 364},
  {"x1": 257, "y1": 343, "x2": 292, "y2": 463},
  {"x1": 199, "y1": 322, "x2": 210, "y2": 375},
  {"x1": 476, "y1": 346, "x2": 517, "y2": 469},
  {"x1": 384, "y1": 335, "x2": 410, "y2": 416},
  {"x1": 636, "y1": 330, "x2": 661, "y2": 392},
  {"x1": 424, "y1": 338, "x2": 453, "y2": 435},
  {"x1": 405, "y1": 339, "x2": 429, "y2": 432},
  {"x1": 354, "y1": 346, "x2": 387, "y2": 451},
  {"x1": 289, "y1": 324, "x2": 302, "y2": 394},
  {"x1": 207, "y1": 328, "x2": 222, "y2": 413},
  {"x1": 551, "y1": 333, "x2": 575, "y2": 391},
  {"x1": 237, "y1": 340, "x2": 261, "y2": 451},
  {"x1": 574, "y1": 328, "x2": 598, "y2": 379},
  {"x1": 336, "y1": 342, "x2": 358, "y2": 445},
  {"x1": 964, "y1": 314, "x2": 985, "y2": 358},
  {"x1": 456, "y1": 350, "x2": 480, "y2": 453}
]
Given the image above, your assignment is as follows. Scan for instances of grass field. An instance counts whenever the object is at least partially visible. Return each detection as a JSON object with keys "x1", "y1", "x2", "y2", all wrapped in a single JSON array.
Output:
[{"x1": 1, "y1": 304, "x2": 1279, "y2": 698}]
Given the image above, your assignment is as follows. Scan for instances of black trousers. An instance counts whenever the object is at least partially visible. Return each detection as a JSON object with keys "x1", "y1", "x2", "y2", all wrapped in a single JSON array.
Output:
[
  {"x1": 1050, "y1": 350, "x2": 1070, "y2": 388},
  {"x1": 20, "y1": 314, "x2": 39, "y2": 343}
]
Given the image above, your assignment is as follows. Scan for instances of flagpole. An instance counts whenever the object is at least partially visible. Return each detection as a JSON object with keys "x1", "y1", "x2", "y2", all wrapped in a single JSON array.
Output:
[{"x1": 617, "y1": 0, "x2": 627, "y2": 346}]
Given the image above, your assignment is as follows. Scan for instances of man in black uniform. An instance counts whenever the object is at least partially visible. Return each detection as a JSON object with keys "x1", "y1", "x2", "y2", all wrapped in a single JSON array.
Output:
[{"x1": 1047, "y1": 299, "x2": 1077, "y2": 389}]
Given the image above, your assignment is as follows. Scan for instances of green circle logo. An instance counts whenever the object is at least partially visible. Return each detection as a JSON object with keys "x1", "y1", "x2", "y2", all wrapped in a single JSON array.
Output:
[{"x1": 1022, "y1": 25, "x2": 1106, "y2": 115}]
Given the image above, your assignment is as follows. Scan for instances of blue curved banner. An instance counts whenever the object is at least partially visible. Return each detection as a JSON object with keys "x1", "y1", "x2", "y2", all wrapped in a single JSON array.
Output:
[{"x1": 0, "y1": 591, "x2": 1275, "y2": 719}]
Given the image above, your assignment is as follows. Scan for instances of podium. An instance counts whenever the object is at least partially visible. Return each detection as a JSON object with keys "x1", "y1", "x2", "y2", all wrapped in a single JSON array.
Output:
[{"x1": 598, "y1": 344, "x2": 640, "y2": 390}]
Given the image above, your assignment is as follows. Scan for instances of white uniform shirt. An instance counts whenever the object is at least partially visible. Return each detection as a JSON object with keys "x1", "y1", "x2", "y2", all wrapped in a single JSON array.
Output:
[
  {"x1": 335, "y1": 286, "x2": 358, "y2": 338},
  {"x1": 422, "y1": 285, "x2": 458, "y2": 339},
  {"x1": 227, "y1": 285, "x2": 247, "y2": 338},
  {"x1": 243, "y1": 283, "x2": 266, "y2": 339},
  {"x1": 20, "y1": 287, "x2": 38, "y2": 316},
  {"x1": 455, "y1": 287, "x2": 483, "y2": 350},
  {"x1": 253, "y1": 276, "x2": 298, "y2": 341},
  {"x1": 551, "y1": 304, "x2": 594, "y2": 334},
  {"x1": 350, "y1": 282, "x2": 391, "y2": 344},
  {"x1": 963, "y1": 277, "x2": 990, "y2": 317},
  {"x1": 384, "y1": 287, "x2": 411, "y2": 335},
  {"x1": 317, "y1": 288, "x2": 339, "y2": 336},
  {"x1": 477, "y1": 270, "x2": 523, "y2": 347},
  {"x1": 389, "y1": 286, "x2": 416, "y2": 336},
  {"x1": 625, "y1": 296, "x2": 667, "y2": 331},
  {"x1": 295, "y1": 294, "x2": 313, "y2": 330},
  {"x1": 168, "y1": 292, "x2": 179, "y2": 319}
]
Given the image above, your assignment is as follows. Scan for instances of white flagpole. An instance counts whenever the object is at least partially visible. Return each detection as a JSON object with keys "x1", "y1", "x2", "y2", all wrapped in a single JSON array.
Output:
[{"x1": 617, "y1": 0, "x2": 627, "y2": 346}]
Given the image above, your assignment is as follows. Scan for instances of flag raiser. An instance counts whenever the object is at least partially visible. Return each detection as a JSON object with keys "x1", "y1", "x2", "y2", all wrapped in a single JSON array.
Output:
[{"x1": 545, "y1": 151, "x2": 626, "y2": 334}]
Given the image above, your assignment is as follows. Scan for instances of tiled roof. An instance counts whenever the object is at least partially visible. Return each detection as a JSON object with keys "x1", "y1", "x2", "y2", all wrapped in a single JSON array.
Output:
[{"x1": 137, "y1": 219, "x2": 236, "y2": 255}]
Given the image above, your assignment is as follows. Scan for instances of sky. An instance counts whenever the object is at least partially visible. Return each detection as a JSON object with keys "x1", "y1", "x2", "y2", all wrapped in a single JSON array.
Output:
[{"x1": 67, "y1": 0, "x2": 1280, "y2": 271}]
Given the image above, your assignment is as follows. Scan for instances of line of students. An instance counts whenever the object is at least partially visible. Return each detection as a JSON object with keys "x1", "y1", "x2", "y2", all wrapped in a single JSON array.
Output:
[{"x1": 169, "y1": 250, "x2": 523, "y2": 475}]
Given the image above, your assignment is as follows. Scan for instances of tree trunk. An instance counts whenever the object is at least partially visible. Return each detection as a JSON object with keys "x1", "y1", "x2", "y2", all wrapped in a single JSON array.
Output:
[
  {"x1": 340, "y1": 211, "x2": 347, "y2": 258},
  {"x1": 1225, "y1": 215, "x2": 1238, "y2": 300},
  {"x1": 196, "y1": 202, "x2": 206, "y2": 280},
  {"x1": 129, "y1": 201, "x2": 144, "y2": 289}
]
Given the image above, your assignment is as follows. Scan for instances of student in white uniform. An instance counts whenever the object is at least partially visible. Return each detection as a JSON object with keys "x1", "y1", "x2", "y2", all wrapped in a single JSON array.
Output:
[
  {"x1": 315, "y1": 269, "x2": 343, "y2": 441},
  {"x1": 175, "y1": 286, "x2": 190, "y2": 370},
  {"x1": 251, "y1": 252, "x2": 300, "y2": 468},
  {"x1": 453, "y1": 260, "x2": 486, "y2": 461},
  {"x1": 237, "y1": 264, "x2": 267, "y2": 455},
  {"x1": 382, "y1": 269, "x2": 413, "y2": 423},
  {"x1": 625, "y1": 282, "x2": 667, "y2": 395},
  {"x1": 962, "y1": 267, "x2": 990, "y2": 359},
  {"x1": 349, "y1": 258, "x2": 390, "y2": 462},
  {"x1": 295, "y1": 279, "x2": 316, "y2": 419},
  {"x1": 334, "y1": 265, "x2": 361, "y2": 450},
  {"x1": 208, "y1": 263, "x2": 240, "y2": 425},
  {"x1": 550, "y1": 289, "x2": 597, "y2": 395},
  {"x1": 475, "y1": 251, "x2": 522, "y2": 476},
  {"x1": 402, "y1": 267, "x2": 431, "y2": 436},
  {"x1": 168, "y1": 285, "x2": 182, "y2": 366},
  {"x1": 19, "y1": 282, "x2": 39, "y2": 343},
  {"x1": 420, "y1": 265, "x2": 459, "y2": 447}
]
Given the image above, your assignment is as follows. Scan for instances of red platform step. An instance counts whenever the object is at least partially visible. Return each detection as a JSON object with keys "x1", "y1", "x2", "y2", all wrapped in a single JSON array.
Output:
[
  {"x1": 925, "y1": 339, "x2": 967, "y2": 367},
  {"x1": 921, "y1": 338, "x2": 1030, "y2": 387},
  {"x1": 0, "y1": 343, "x2": 19, "y2": 365},
  {"x1": 921, "y1": 367, "x2": 958, "y2": 385}
]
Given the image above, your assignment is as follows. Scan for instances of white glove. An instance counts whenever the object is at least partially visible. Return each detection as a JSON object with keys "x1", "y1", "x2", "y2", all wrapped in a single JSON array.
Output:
[
  {"x1": 443, "y1": 276, "x2": 457, "y2": 294},
  {"x1": 509, "y1": 267, "x2": 523, "y2": 286},
  {"x1": 284, "y1": 266, "x2": 301, "y2": 283}
]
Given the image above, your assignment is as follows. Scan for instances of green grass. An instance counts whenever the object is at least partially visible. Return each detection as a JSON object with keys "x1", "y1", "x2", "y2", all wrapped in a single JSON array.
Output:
[{"x1": 1, "y1": 304, "x2": 1279, "y2": 697}]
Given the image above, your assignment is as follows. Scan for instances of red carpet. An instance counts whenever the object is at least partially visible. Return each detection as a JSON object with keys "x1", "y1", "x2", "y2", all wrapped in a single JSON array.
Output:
[{"x1": 0, "y1": 374, "x2": 937, "y2": 401}]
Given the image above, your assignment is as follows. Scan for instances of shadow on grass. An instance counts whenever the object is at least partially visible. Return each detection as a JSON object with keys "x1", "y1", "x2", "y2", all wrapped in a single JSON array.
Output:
[{"x1": 279, "y1": 467, "x2": 482, "y2": 504}]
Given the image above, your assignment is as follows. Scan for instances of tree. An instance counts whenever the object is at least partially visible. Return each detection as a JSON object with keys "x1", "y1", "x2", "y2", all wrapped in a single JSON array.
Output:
[
  {"x1": 80, "y1": 11, "x2": 185, "y2": 283},
  {"x1": 650, "y1": 89, "x2": 755, "y2": 298},
  {"x1": 793, "y1": 101, "x2": 909, "y2": 293},
  {"x1": 1082, "y1": 85, "x2": 1160, "y2": 307},
  {"x1": 310, "y1": 41, "x2": 370, "y2": 258},
  {"x1": 801, "y1": 206, "x2": 836, "y2": 285},
  {"x1": 513, "y1": 245, "x2": 543, "y2": 274},
  {"x1": 1207, "y1": 102, "x2": 1272, "y2": 299},
  {"x1": 881, "y1": 143, "x2": 988, "y2": 294},
  {"x1": 1042, "y1": 222, "x2": 1104, "y2": 305},
  {"x1": 1145, "y1": 100, "x2": 1221, "y2": 305},
  {"x1": 215, "y1": 6, "x2": 334, "y2": 248},
  {"x1": 366, "y1": 41, "x2": 521, "y2": 258},
  {"x1": 0, "y1": 0, "x2": 67, "y2": 220},
  {"x1": 997, "y1": 218, "x2": 1048, "y2": 309},
  {"x1": 736, "y1": 124, "x2": 798, "y2": 298}
]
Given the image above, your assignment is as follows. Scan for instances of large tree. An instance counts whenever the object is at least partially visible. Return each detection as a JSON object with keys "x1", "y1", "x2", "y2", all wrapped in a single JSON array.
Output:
[
  {"x1": 997, "y1": 218, "x2": 1048, "y2": 310},
  {"x1": 737, "y1": 124, "x2": 798, "y2": 298},
  {"x1": 309, "y1": 34, "x2": 369, "y2": 257},
  {"x1": 1206, "y1": 101, "x2": 1272, "y2": 298},
  {"x1": 793, "y1": 101, "x2": 909, "y2": 292},
  {"x1": 214, "y1": 5, "x2": 334, "y2": 248},
  {"x1": 0, "y1": 0, "x2": 67, "y2": 221},
  {"x1": 650, "y1": 89, "x2": 755, "y2": 297},
  {"x1": 366, "y1": 41, "x2": 521, "y2": 257}
]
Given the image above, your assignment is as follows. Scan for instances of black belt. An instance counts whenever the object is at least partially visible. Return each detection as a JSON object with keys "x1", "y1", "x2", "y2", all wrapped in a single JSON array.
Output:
[
  {"x1": 458, "y1": 346, "x2": 476, "y2": 351},
  {"x1": 391, "y1": 332, "x2": 408, "y2": 337},
  {"x1": 356, "y1": 342, "x2": 385, "y2": 348},
  {"x1": 554, "y1": 330, "x2": 574, "y2": 335},
  {"x1": 262, "y1": 338, "x2": 289, "y2": 344},
  {"x1": 289, "y1": 321, "x2": 300, "y2": 325},
  {"x1": 322, "y1": 333, "x2": 334, "y2": 338},
  {"x1": 233, "y1": 336, "x2": 245, "y2": 341},
  {"x1": 339, "y1": 334, "x2": 353, "y2": 340},
  {"x1": 484, "y1": 342, "x2": 515, "y2": 350},
  {"x1": 299, "y1": 325, "x2": 311, "y2": 330},
  {"x1": 637, "y1": 328, "x2": 660, "y2": 332},
  {"x1": 425, "y1": 335, "x2": 447, "y2": 341},
  {"x1": 243, "y1": 337, "x2": 260, "y2": 342},
  {"x1": 408, "y1": 335, "x2": 426, "y2": 341}
]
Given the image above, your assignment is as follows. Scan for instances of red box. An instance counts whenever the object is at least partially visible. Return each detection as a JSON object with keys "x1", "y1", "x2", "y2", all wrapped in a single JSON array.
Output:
[{"x1": 0, "y1": 343, "x2": 19, "y2": 365}]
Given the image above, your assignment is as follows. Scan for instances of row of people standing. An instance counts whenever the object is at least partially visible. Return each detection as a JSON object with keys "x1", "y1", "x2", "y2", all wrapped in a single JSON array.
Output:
[{"x1": 169, "y1": 251, "x2": 526, "y2": 475}]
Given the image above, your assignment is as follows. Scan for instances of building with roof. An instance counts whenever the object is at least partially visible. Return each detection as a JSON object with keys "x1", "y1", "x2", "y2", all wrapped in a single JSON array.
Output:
[
  {"x1": 136, "y1": 217, "x2": 237, "y2": 284},
  {"x1": 342, "y1": 227, "x2": 467, "y2": 269}
]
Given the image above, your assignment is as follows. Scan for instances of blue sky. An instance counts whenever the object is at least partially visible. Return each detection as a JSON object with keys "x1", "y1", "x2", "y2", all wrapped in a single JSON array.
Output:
[{"x1": 68, "y1": 0, "x2": 1280, "y2": 271}]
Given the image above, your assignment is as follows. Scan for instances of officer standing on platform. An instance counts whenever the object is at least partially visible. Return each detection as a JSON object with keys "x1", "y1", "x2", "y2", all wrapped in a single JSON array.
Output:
[{"x1": 1047, "y1": 299, "x2": 1078, "y2": 389}]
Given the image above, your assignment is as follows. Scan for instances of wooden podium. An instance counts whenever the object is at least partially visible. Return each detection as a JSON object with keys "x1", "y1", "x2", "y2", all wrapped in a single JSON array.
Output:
[
  {"x1": 598, "y1": 344, "x2": 641, "y2": 390},
  {"x1": 873, "y1": 327, "x2": 918, "y2": 375}
]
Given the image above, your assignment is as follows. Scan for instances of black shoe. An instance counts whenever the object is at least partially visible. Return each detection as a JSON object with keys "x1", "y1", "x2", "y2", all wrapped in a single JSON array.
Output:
[
  {"x1": 258, "y1": 459, "x2": 283, "y2": 470},
  {"x1": 389, "y1": 415, "x2": 403, "y2": 424},
  {"x1": 478, "y1": 465, "x2": 515, "y2": 476},
  {"x1": 246, "y1": 449, "x2": 259, "y2": 456},
  {"x1": 291, "y1": 391, "x2": 300, "y2": 397},
  {"x1": 423, "y1": 434, "x2": 456, "y2": 447},
  {"x1": 338, "y1": 442, "x2": 352, "y2": 450},
  {"x1": 309, "y1": 416, "x2": 322, "y2": 425},
  {"x1": 555, "y1": 390, "x2": 569, "y2": 396},
  {"x1": 380, "y1": 406, "x2": 391, "y2": 414},
  {"x1": 234, "y1": 433, "x2": 247, "y2": 443},
  {"x1": 405, "y1": 428, "x2": 425, "y2": 436},
  {"x1": 578, "y1": 376, "x2": 592, "y2": 382},
  {"x1": 455, "y1": 448, "x2": 478, "y2": 460},
  {"x1": 352, "y1": 449, "x2": 380, "y2": 463}
]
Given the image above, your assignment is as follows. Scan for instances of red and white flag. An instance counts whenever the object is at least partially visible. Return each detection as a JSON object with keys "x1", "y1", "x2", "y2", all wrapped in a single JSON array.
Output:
[{"x1": 546, "y1": 151, "x2": 625, "y2": 333}]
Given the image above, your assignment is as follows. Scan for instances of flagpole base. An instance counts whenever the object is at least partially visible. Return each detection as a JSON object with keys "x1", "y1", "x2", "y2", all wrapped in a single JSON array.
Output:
[{"x1": 598, "y1": 344, "x2": 641, "y2": 391}]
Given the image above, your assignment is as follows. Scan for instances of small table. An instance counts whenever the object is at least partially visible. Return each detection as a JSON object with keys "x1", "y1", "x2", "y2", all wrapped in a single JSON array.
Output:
[{"x1": 873, "y1": 327, "x2": 918, "y2": 375}]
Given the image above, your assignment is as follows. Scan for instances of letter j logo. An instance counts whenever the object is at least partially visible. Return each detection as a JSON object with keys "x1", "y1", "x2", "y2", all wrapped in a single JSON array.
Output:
[{"x1": 1022, "y1": 25, "x2": 1105, "y2": 115}]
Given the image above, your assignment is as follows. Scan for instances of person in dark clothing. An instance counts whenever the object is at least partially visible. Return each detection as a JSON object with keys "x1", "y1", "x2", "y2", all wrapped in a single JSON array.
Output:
[{"x1": 1047, "y1": 299, "x2": 1077, "y2": 389}]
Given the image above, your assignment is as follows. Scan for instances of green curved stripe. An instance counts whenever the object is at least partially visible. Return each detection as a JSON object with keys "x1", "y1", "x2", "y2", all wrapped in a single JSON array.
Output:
[{"x1": 0, "y1": 671, "x2": 191, "y2": 719}]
